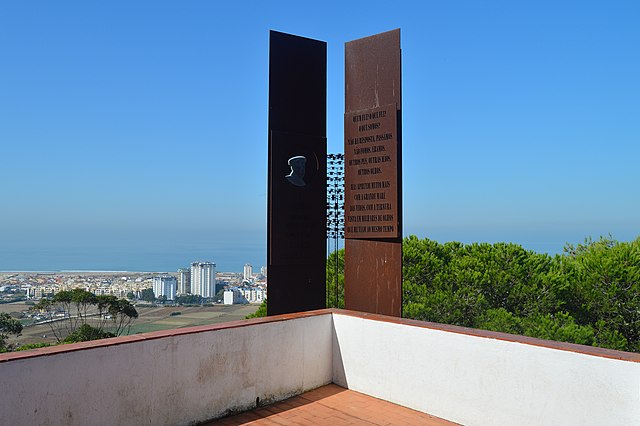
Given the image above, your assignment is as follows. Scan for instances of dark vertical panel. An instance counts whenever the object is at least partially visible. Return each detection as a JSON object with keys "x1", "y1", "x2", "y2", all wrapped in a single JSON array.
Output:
[
  {"x1": 344, "y1": 29, "x2": 402, "y2": 317},
  {"x1": 268, "y1": 31, "x2": 327, "y2": 315}
]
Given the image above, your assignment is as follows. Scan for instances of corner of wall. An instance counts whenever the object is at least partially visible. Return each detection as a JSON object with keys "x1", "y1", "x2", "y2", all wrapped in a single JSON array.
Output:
[{"x1": 331, "y1": 314, "x2": 348, "y2": 387}]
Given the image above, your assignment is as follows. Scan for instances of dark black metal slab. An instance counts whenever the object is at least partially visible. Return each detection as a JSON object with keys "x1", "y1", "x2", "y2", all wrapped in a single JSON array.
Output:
[
  {"x1": 268, "y1": 31, "x2": 327, "y2": 315},
  {"x1": 269, "y1": 131, "x2": 326, "y2": 266},
  {"x1": 269, "y1": 31, "x2": 326, "y2": 136},
  {"x1": 344, "y1": 29, "x2": 403, "y2": 317}
]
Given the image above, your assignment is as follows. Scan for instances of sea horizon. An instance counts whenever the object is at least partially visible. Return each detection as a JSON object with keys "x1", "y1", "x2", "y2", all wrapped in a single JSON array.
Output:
[
  {"x1": 0, "y1": 240, "x2": 562, "y2": 274},
  {"x1": 0, "y1": 246, "x2": 267, "y2": 274},
  {"x1": 2, "y1": 234, "x2": 635, "y2": 274},
  {"x1": 0, "y1": 270, "x2": 187, "y2": 274}
]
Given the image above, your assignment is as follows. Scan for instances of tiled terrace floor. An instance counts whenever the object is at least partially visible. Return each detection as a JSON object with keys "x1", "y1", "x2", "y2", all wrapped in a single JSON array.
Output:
[{"x1": 206, "y1": 384, "x2": 458, "y2": 425}]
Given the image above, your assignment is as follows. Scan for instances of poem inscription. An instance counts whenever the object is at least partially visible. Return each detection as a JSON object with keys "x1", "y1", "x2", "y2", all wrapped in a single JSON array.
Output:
[{"x1": 344, "y1": 104, "x2": 398, "y2": 238}]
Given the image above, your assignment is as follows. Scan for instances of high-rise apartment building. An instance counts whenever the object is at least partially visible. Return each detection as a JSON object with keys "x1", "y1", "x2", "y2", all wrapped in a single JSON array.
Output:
[
  {"x1": 243, "y1": 264, "x2": 253, "y2": 281},
  {"x1": 191, "y1": 261, "x2": 216, "y2": 298},
  {"x1": 177, "y1": 268, "x2": 191, "y2": 295},
  {"x1": 152, "y1": 275, "x2": 177, "y2": 301}
]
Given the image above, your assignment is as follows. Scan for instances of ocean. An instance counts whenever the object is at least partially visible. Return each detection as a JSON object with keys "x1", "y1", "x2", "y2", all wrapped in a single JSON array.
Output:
[{"x1": 0, "y1": 244, "x2": 267, "y2": 273}]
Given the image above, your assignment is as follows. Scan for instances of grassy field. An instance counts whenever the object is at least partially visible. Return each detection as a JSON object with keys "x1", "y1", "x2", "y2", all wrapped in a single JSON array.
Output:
[
  {"x1": 126, "y1": 305, "x2": 258, "y2": 335},
  {"x1": 5, "y1": 303, "x2": 259, "y2": 347},
  {"x1": 0, "y1": 301, "x2": 34, "y2": 314}
]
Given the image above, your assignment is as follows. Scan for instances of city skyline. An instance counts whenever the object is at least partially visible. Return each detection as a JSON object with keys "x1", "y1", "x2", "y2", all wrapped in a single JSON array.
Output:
[{"x1": 1, "y1": 1, "x2": 639, "y2": 271}]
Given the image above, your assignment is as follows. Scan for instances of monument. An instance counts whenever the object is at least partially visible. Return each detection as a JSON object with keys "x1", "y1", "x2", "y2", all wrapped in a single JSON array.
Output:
[
  {"x1": 267, "y1": 31, "x2": 327, "y2": 315},
  {"x1": 344, "y1": 29, "x2": 403, "y2": 317}
]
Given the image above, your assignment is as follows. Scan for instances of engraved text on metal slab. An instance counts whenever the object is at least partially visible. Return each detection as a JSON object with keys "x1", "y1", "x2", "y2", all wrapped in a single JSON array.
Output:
[{"x1": 344, "y1": 103, "x2": 398, "y2": 239}]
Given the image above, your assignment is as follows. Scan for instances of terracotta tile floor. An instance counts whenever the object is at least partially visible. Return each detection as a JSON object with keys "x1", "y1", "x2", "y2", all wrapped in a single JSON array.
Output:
[{"x1": 206, "y1": 384, "x2": 458, "y2": 425}]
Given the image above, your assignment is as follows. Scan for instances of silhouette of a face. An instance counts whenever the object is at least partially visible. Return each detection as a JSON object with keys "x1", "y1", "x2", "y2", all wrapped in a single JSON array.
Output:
[{"x1": 286, "y1": 156, "x2": 307, "y2": 187}]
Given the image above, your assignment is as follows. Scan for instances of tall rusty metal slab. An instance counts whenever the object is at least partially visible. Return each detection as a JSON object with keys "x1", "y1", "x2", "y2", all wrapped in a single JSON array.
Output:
[
  {"x1": 344, "y1": 29, "x2": 402, "y2": 317},
  {"x1": 345, "y1": 29, "x2": 401, "y2": 114},
  {"x1": 268, "y1": 31, "x2": 327, "y2": 315}
]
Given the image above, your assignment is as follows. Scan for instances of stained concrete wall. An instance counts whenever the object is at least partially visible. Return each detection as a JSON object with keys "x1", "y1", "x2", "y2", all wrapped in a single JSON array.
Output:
[
  {"x1": 0, "y1": 314, "x2": 333, "y2": 426},
  {"x1": 332, "y1": 313, "x2": 640, "y2": 426}
]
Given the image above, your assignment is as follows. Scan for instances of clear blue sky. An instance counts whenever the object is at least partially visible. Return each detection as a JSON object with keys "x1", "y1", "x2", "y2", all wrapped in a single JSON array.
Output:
[{"x1": 1, "y1": 1, "x2": 638, "y2": 271}]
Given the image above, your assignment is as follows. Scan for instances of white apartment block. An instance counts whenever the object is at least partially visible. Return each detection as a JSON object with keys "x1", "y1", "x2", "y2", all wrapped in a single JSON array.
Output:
[
  {"x1": 236, "y1": 286, "x2": 266, "y2": 304},
  {"x1": 191, "y1": 261, "x2": 216, "y2": 298},
  {"x1": 223, "y1": 288, "x2": 248, "y2": 305},
  {"x1": 243, "y1": 264, "x2": 253, "y2": 281},
  {"x1": 152, "y1": 275, "x2": 177, "y2": 301}
]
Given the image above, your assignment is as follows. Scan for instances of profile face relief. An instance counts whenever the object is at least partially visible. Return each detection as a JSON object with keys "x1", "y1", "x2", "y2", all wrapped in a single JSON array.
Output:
[{"x1": 285, "y1": 155, "x2": 307, "y2": 187}]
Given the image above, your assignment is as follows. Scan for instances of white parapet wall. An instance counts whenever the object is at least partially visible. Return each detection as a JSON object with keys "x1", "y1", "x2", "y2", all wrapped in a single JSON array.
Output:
[
  {"x1": 331, "y1": 311, "x2": 640, "y2": 426},
  {"x1": 2, "y1": 309, "x2": 639, "y2": 426},
  {"x1": 0, "y1": 313, "x2": 333, "y2": 426}
]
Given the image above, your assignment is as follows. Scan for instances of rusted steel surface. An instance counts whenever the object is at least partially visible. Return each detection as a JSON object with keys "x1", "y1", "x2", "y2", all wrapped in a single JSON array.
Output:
[
  {"x1": 345, "y1": 29, "x2": 401, "y2": 113},
  {"x1": 344, "y1": 29, "x2": 402, "y2": 317},
  {"x1": 344, "y1": 239, "x2": 402, "y2": 316},
  {"x1": 344, "y1": 103, "x2": 399, "y2": 239},
  {"x1": 268, "y1": 31, "x2": 327, "y2": 315}
]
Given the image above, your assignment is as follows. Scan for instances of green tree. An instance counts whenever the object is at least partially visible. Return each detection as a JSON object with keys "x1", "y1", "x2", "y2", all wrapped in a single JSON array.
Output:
[
  {"x1": 246, "y1": 299, "x2": 267, "y2": 319},
  {"x1": 326, "y1": 249, "x2": 345, "y2": 308},
  {"x1": 175, "y1": 294, "x2": 203, "y2": 305},
  {"x1": 139, "y1": 288, "x2": 156, "y2": 302},
  {"x1": 95, "y1": 295, "x2": 139, "y2": 337},
  {"x1": 32, "y1": 289, "x2": 138, "y2": 343},
  {"x1": 0, "y1": 312, "x2": 23, "y2": 352},
  {"x1": 521, "y1": 312, "x2": 595, "y2": 346},
  {"x1": 564, "y1": 234, "x2": 617, "y2": 257},
  {"x1": 16, "y1": 342, "x2": 52, "y2": 351},
  {"x1": 214, "y1": 288, "x2": 226, "y2": 302},
  {"x1": 63, "y1": 324, "x2": 115, "y2": 343},
  {"x1": 476, "y1": 308, "x2": 523, "y2": 335},
  {"x1": 33, "y1": 289, "x2": 98, "y2": 341},
  {"x1": 563, "y1": 236, "x2": 640, "y2": 351},
  {"x1": 401, "y1": 234, "x2": 640, "y2": 351}
]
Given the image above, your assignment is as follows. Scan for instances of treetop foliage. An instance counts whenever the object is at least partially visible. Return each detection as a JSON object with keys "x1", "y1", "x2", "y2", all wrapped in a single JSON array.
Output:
[
  {"x1": 403, "y1": 235, "x2": 640, "y2": 352},
  {"x1": 32, "y1": 289, "x2": 138, "y2": 344},
  {"x1": 245, "y1": 299, "x2": 267, "y2": 319},
  {"x1": 0, "y1": 312, "x2": 23, "y2": 352}
]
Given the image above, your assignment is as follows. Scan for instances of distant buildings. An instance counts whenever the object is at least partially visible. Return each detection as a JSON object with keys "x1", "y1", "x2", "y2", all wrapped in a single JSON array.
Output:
[
  {"x1": 223, "y1": 286, "x2": 266, "y2": 305},
  {"x1": 177, "y1": 268, "x2": 191, "y2": 295},
  {"x1": 223, "y1": 289, "x2": 243, "y2": 305},
  {"x1": 238, "y1": 286, "x2": 266, "y2": 303},
  {"x1": 2, "y1": 272, "x2": 158, "y2": 300},
  {"x1": 8, "y1": 264, "x2": 261, "y2": 303},
  {"x1": 243, "y1": 264, "x2": 253, "y2": 281},
  {"x1": 191, "y1": 261, "x2": 216, "y2": 298},
  {"x1": 152, "y1": 275, "x2": 177, "y2": 301}
]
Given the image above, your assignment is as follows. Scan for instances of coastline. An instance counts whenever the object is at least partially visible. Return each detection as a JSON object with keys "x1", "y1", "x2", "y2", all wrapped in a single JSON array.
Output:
[{"x1": 0, "y1": 270, "x2": 170, "y2": 274}]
